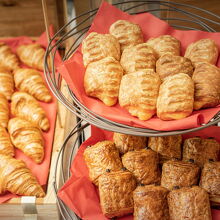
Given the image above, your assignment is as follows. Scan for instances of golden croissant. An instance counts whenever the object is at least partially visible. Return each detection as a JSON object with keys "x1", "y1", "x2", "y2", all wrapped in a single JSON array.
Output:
[
  {"x1": 0, "y1": 126, "x2": 14, "y2": 157},
  {"x1": 0, "y1": 93, "x2": 9, "y2": 128},
  {"x1": 0, "y1": 154, "x2": 45, "y2": 197},
  {"x1": 8, "y1": 117, "x2": 44, "y2": 164},
  {"x1": 0, "y1": 42, "x2": 19, "y2": 70},
  {"x1": 14, "y1": 68, "x2": 52, "y2": 102},
  {"x1": 11, "y1": 92, "x2": 50, "y2": 131}
]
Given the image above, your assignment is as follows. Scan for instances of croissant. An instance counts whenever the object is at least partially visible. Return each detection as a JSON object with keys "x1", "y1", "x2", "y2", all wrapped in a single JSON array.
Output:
[
  {"x1": 0, "y1": 126, "x2": 14, "y2": 157},
  {"x1": 0, "y1": 66, "x2": 14, "y2": 100},
  {"x1": 0, "y1": 93, "x2": 9, "y2": 128},
  {"x1": 0, "y1": 154, "x2": 45, "y2": 197},
  {"x1": 8, "y1": 117, "x2": 44, "y2": 164},
  {"x1": 14, "y1": 68, "x2": 52, "y2": 102},
  {"x1": 0, "y1": 42, "x2": 19, "y2": 70},
  {"x1": 11, "y1": 92, "x2": 50, "y2": 131}
]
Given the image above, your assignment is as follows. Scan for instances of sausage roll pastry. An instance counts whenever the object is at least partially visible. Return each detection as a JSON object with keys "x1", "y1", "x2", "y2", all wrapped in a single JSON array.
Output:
[
  {"x1": 120, "y1": 43, "x2": 157, "y2": 74},
  {"x1": 109, "y1": 20, "x2": 144, "y2": 52},
  {"x1": 0, "y1": 93, "x2": 9, "y2": 128},
  {"x1": 192, "y1": 62, "x2": 220, "y2": 110},
  {"x1": 0, "y1": 126, "x2": 14, "y2": 157},
  {"x1": 84, "y1": 57, "x2": 123, "y2": 106},
  {"x1": 11, "y1": 92, "x2": 50, "y2": 131},
  {"x1": 98, "y1": 170, "x2": 136, "y2": 218},
  {"x1": 119, "y1": 70, "x2": 161, "y2": 120},
  {"x1": 82, "y1": 32, "x2": 120, "y2": 67},
  {"x1": 122, "y1": 149, "x2": 160, "y2": 185},
  {"x1": 83, "y1": 141, "x2": 122, "y2": 185},
  {"x1": 184, "y1": 38, "x2": 218, "y2": 67},
  {"x1": 148, "y1": 135, "x2": 182, "y2": 163},
  {"x1": 157, "y1": 73, "x2": 194, "y2": 120},
  {"x1": 146, "y1": 35, "x2": 180, "y2": 58},
  {"x1": 183, "y1": 137, "x2": 220, "y2": 168},
  {"x1": 168, "y1": 186, "x2": 212, "y2": 220},
  {"x1": 0, "y1": 66, "x2": 14, "y2": 100},
  {"x1": 156, "y1": 54, "x2": 194, "y2": 81},
  {"x1": 161, "y1": 160, "x2": 200, "y2": 190},
  {"x1": 8, "y1": 118, "x2": 44, "y2": 164},
  {"x1": 14, "y1": 68, "x2": 52, "y2": 102},
  {"x1": 133, "y1": 185, "x2": 169, "y2": 220},
  {"x1": 113, "y1": 132, "x2": 147, "y2": 154},
  {"x1": 0, "y1": 42, "x2": 19, "y2": 70}
]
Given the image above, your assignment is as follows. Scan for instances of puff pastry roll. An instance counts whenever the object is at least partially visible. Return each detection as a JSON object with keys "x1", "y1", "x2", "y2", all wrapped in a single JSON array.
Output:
[
  {"x1": 14, "y1": 68, "x2": 52, "y2": 102},
  {"x1": 192, "y1": 62, "x2": 220, "y2": 110},
  {"x1": 0, "y1": 126, "x2": 14, "y2": 157},
  {"x1": 184, "y1": 38, "x2": 218, "y2": 67},
  {"x1": 83, "y1": 141, "x2": 122, "y2": 185},
  {"x1": 168, "y1": 186, "x2": 212, "y2": 220},
  {"x1": 0, "y1": 42, "x2": 19, "y2": 70},
  {"x1": 11, "y1": 92, "x2": 50, "y2": 131},
  {"x1": 0, "y1": 93, "x2": 9, "y2": 128},
  {"x1": 8, "y1": 117, "x2": 44, "y2": 164},
  {"x1": 161, "y1": 160, "x2": 200, "y2": 190},
  {"x1": 156, "y1": 54, "x2": 194, "y2": 81},
  {"x1": 133, "y1": 185, "x2": 169, "y2": 220},
  {"x1": 119, "y1": 70, "x2": 161, "y2": 120},
  {"x1": 148, "y1": 135, "x2": 182, "y2": 163},
  {"x1": 98, "y1": 170, "x2": 136, "y2": 218},
  {"x1": 120, "y1": 43, "x2": 157, "y2": 74},
  {"x1": 0, "y1": 66, "x2": 14, "y2": 100},
  {"x1": 109, "y1": 20, "x2": 144, "y2": 52},
  {"x1": 183, "y1": 137, "x2": 220, "y2": 168},
  {"x1": 84, "y1": 57, "x2": 123, "y2": 106},
  {"x1": 122, "y1": 149, "x2": 160, "y2": 185},
  {"x1": 146, "y1": 35, "x2": 180, "y2": 58},
  {"x1": 0, "y1": 154, "x2": 45, "y2": 197},
  {"x1": 82, "y1": 32, "x2": 120, "y2": 67},
  {"x1": 157, "y1": 73, "x2": 194, "y2": 120}
]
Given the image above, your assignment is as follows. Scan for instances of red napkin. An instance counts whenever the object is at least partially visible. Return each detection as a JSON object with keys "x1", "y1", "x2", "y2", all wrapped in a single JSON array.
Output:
[
  {"x1": 0, "y1": 27, "x2": 61, "y2": 203},
  {"x1": 57, "y1": 1, "x2": 220, "y2": 131}
]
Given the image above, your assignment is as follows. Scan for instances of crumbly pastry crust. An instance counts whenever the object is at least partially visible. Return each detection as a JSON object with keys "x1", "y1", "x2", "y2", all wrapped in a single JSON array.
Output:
[
  {"x1": 0, "y1": 126, "x2": 14, "y2": 157},
  {"x1": 0, "y1": 93, "x2": 9, "y2": 128}
]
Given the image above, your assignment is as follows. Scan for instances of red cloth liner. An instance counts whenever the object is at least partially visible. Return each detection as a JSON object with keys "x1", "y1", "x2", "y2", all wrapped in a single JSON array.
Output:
[
  {"x1": 58, "y1": 125, "x2": 220, "y2": 220},
  {"x1": 57, "y1": 1, "x2": 220, "y2": 131},
  {"x1": 0, "y1": 26, "x2": 61, "y2": 203}
]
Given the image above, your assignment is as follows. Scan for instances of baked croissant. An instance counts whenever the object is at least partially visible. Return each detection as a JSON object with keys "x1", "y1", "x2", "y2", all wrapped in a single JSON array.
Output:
[
  {"x1": 0, "y1": 126, "x2": 14, "y2": 157},
  {"x1": 0, "y1": 93, "x2": 9, "y2": 128},
  {"x1": 11, "y1": 92, "x2": 50, "y2": 131},
  {"x1": 0, "y1": 42, "x2": 19, "y2": 70},
  {"x1": 0, "y1": 66, "x2": 14, "y2": 100},
  {"x1": 14, "y1": 68, "x2": 52, "y2": 102},
  {"x1": 0, "y1": 154, "x2": 45, "y2": 197},
  {"x1": 8, "y1": 117, "x2": 44, "y2": 164}
]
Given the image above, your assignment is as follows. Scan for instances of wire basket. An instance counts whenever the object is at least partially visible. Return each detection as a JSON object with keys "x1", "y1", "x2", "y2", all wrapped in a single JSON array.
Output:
[{"x1": 44, "y1": 0, "x2": 220, "y2": 137}]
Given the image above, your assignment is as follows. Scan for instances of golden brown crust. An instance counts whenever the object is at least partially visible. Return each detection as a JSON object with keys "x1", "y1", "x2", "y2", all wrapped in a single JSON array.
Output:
[
  {"x1": 168, "y1": 186, "x2": 212, "y2": 220},
  {"x1": 161, "y1": 160, "x2": 200, "y2": 190},
  {"x1": 109, "y1": 20, "x2": 144, "y2": 52},
  {"x1": 0, "y1": 93, "x2": 9, "y2": 128},
  {"x1": 0, "y1": 126, "x2": 14, "y2": 157},
  {"x1": 157, "y1": 73, "x2": 194, "y2": 120},
  {"x1": 133, "y1": 185, "x2": 169, "y2": 220},
  {"x1": 98, "y1": 170, "x2": 136, "y2": 218},
  {"x1": 183, "y1": 137, "x2": 220, "y2": 168},
  {"x1": 122, "y1": 149, "x2": 160, "y2": 185},
  {"x1": 82, "y1": 32, "x2": 120, "y2": 67},
  {"x1": 84, "y1": 57, "x2": 123, "y2": 106},
  {"x1": 119, "y1": 70, "x2": 161, "y2": 120},
  {"x1": 83, "y1": 141, "x2": 122, "y2": 185}
]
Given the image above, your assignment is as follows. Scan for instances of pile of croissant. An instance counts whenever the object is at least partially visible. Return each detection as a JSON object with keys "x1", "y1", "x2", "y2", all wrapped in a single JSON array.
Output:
[
  {"x1": 84, "y1": 133, "x2": 220, "y2": 219},
  {"x1": 82, "y1": 20, "x2": 220, "y2": 121},
  {"x1": 0, "y1": 42, "x2": 52, "y2": 197}
]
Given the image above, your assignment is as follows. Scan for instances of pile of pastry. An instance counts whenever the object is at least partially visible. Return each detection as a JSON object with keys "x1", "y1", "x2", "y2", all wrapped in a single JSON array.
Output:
[
  {"x1": 0, "y1": 42, "x2": 52, "y2": 197},
  {"x1": 82, "y1": 20, "x2": 220, "y2": 121},
  {"x1": 83, "y1": 133, "x2": 220, "y2": 219}
]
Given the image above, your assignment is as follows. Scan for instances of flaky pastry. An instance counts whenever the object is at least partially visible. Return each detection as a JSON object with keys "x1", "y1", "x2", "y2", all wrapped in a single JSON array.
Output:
[
  {"x1": 0, "y1": 93, "x2": 9, "y2": 128},
  {"x1": 0, "y1": 126, "x2": 14, "y2": 157}
]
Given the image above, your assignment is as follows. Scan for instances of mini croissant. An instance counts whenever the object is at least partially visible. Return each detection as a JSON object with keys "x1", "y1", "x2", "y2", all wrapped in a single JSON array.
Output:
[
  {"x1": 8, "y1": 117, "x2": 44, "y2": 164},
  {"x1": 0, "y1": 126, "x2": 14, "y2": 157},
  {"x1": 0, "y1": 154, "x2": 45, "y2": 197},
  {"x1": 14, "y1": 68, "x2": 52, "y2": 102},
  {"x1": 11, "y1": 92, "x2": 50, "y2": 131},
  {"x1": 0, "y1": 93, "x2": 9, "y2": 128}
]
